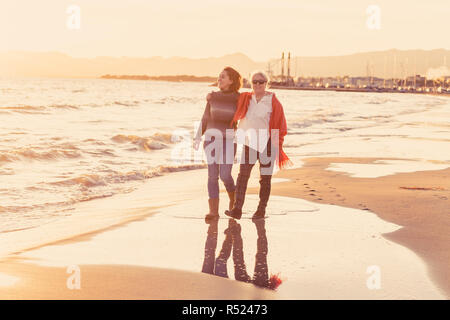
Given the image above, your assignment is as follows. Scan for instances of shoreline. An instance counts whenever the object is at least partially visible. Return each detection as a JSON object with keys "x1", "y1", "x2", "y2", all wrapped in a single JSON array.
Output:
[
  {"x1": 258, "y1": 157, "x2": 450, "y2": 298},
  {"x1": 0, "y1": 158, "x2": 447, "y2": 299},
  {"x1": 269, "y1": 85, "x2": 450, "y2": 96}
]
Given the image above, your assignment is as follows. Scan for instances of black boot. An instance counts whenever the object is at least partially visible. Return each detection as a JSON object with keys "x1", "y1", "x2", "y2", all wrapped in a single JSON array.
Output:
[
  {"x1": 225, "y1": 207, "x2": 242, "y2": 220},
  {"x1": 252, "y1": 175, "x2": 271, "y2": 220},
  {"x1": 205, "y1": 198, "x2": 219, "y2": 221},
  {"x1": 225, "y1": 169, "x2": 250, "y2": 220}
]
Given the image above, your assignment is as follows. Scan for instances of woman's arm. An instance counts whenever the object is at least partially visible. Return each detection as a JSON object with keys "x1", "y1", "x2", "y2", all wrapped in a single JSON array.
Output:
[{"x1": 194, "y1": 101, "x2": 211, "y2": 143}]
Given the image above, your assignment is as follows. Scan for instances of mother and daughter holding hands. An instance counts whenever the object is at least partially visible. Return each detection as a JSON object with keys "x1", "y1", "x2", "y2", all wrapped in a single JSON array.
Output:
[{"x1": 194, "y1": 67, "x2": 290, "y2": 221}]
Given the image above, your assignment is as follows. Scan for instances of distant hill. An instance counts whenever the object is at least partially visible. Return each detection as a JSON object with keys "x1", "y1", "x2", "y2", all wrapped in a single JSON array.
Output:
[
  {"x1": 0, "y1": 51, "x2": 263, "y2": 79},
  {"x1": 100, "y1": 74, "x2": 217, "y2": 82},
  {"x1": 1, "y1": 49, "x2": 449, "y2": 79},
  {"x1": 287, "y1": 49, "x2": 450, "y2": 79}
]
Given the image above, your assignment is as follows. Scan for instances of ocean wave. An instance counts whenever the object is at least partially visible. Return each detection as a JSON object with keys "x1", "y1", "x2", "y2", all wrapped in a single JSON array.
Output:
[
  {"x1": 51, "y1": 174, "x2": 107, "y2": 187},
  {"x1": 0, "y1": 167, "x2": 14, "y2": 175},
  {"x1": 83, "y1": 138, "x2": 107, "y2": 145},
  {"x1": 0, "y1": 162, "x2": 206, "y2": 233},
  {"x1": 356, "y1": 115, "x2": 392, "y2": 120},
  {"x1": 84, "y1": 149, "x2": 118, "y2": 157},
  {"x1": 113, "y1": 100, "x2": 140, "y2": 107},
  {"x1": 0, "y1": 105, "x2": 45, "y2": 111},
  {"x1": 0, "y1": 105, "x2": 49, "y2": 114},
  {"x1": 0, "y1": 198, "x2": 77, "y2": 215},
  {"x1": 0, "y1": 154, "x2": 13, "y2": 163},
  {"x1": 50, "y1": 164, "x2": 206, "y2": 189},
  {"x1": 366, "y1": 97, "x2": 398, "y2": 105},
  {"x1": 111, "y1": 132, "x2": 173, "y2": 151},
  {"x1": 157, "y1": 163, "x2": 206, "y2": 173},
  {"x1": 49, "y1": 104, "x2": 79, "y2": 109},
  {"x1": 0, "y1": 145, "x2": 82, "y2": 162},
  {"x1": 0, "y1": 104, "x2": 79, "y2": 114},
  {"x1": 290, "y1": 113, "x2": 343, "y2": 128},
  {"x1": 154, "y1": 96, "x2": 200, "y2": 105}
]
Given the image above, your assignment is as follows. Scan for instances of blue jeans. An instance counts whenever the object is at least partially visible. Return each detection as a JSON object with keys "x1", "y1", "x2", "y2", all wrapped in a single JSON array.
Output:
[{"x1": 203, "y1": 137, "x2": 236, "y2": 199}]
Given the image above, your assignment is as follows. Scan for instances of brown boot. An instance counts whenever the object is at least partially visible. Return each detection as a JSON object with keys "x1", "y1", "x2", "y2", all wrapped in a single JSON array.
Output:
[
  {"x1": 205, "y1": 198, "x2": 219, "y2": 220},
  {"x1": 227, "y1": 191, "x2": 235, "y2": 211}
]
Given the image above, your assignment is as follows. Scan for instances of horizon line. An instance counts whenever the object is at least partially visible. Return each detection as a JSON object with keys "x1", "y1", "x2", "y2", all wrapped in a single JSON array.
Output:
[{"x1": 2, "y1": 48, "x2": 450, "y2": 62}]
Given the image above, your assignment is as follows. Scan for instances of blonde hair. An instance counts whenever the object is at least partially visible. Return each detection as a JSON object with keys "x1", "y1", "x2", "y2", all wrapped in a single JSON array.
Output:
[{"x1": 250, "y1": 70, "x2": 270, "y2": 83}]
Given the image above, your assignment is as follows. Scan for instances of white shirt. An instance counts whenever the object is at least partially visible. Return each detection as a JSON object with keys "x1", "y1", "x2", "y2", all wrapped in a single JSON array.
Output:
[{"x1": 237, "y1": 93, "x2": 273, "y2": 153}]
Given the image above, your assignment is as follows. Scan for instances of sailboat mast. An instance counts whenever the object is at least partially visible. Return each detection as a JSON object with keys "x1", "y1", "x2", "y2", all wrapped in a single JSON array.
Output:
[{"x1": 288, "y1": 52, "x2": 291, "y2": 79}]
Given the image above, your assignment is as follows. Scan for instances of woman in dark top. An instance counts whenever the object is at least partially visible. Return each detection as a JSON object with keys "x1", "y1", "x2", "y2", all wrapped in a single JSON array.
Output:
[{"x1": 194, "y1": 67, "x2": 242, "y2": 220}]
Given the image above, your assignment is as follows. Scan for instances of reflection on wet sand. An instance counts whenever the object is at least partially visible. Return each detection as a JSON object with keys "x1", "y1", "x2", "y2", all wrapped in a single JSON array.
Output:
[{"x1": 202, "y1": 218, "x2": 282, "y2": 290}]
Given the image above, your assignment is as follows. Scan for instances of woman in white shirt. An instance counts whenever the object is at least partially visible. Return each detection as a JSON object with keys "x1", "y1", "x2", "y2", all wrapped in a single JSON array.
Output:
[{"x1": 225, "y1": 71, "x2": 281, "y2": 220}]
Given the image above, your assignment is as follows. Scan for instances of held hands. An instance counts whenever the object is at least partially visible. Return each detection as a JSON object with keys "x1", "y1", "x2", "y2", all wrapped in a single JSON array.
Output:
[
  {"x1": 193, "y1": 138, "x2": 201, "y2": 151},
  {"x1": 194, "y1": 91, "x2": 213, "y2": 151}
]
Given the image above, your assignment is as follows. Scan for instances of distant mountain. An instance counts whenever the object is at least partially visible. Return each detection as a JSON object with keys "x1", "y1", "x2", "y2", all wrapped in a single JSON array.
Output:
[
  {"x1": 100, "y1": 74, "x2": 217, "y2": 82},
  {"x1": 0, "y1": 51, "x2": 264, "y2": 79},
  {"x1": 287, "y1": 49, "x2": 450, "y2": 79},
  {"x1": 1, "y1": 49, "x2": 449, "y2": 79}
]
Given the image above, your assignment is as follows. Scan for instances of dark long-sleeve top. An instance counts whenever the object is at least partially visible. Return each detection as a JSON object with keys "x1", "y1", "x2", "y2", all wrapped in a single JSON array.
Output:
[{"x1": 195, "y1": 90, "x2": 240, "y2": 141}]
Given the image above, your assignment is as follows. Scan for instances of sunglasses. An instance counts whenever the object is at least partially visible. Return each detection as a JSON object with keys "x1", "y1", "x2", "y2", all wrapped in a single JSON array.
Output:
[{"x1": 252, "y1": 80, "x2": 267, "y2": 85}]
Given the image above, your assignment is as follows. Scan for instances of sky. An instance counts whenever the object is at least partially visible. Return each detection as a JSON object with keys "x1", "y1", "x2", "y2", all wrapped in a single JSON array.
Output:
[{"x1": 1, "y1": 0, "x2": 449, "y2": 61}]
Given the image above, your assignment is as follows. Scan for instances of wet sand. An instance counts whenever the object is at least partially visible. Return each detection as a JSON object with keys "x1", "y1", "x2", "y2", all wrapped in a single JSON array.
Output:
[
  {"x1": 0, "y1": 159, "x2": 447, "y2": 299},
  {"x1": 262, "y1": 157, "x2": 450, "y2": 297}
]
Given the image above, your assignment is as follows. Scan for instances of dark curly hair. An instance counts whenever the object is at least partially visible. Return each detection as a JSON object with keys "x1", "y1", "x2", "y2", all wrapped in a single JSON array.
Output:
[{"x1": 223, "y1": 66, "x2": 242, "y2": 93}]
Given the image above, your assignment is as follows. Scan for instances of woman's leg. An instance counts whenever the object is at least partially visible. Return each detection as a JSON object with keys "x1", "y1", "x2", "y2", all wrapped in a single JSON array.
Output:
[
  {"x1": 219, "y1": 140, "x2": 236, "y2": 210},
  {"x1": 226, "y1": 145, "x2": 256, "y2": 219},
  {"x1": 204, "y1": 138, "x2": 220, "y2": 199},
  {"x1": 219, "y1": 140, "x2": 236, "y2": 193},
  {"x1": 207, "y1": 163, "x2": 220, "y2": 199},
  {"x1": 254, "y1": 175, "x2": 271, "y2": 217},
  {"x1": 220, "y1": 163, "x2": 235, "y2": 211},
  {"x1": 234, "y1": 162, "x2": 253, "y2": 210},
  {"x1": 254, "y1": 139, "x2": 276, "y2": 218},
  {"x1": 204, "y1": 139, "x2": 220, "y2": 218}
]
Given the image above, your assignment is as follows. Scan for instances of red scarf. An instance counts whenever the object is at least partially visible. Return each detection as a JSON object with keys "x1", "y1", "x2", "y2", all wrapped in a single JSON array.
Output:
[{"x1": 231, "y1": 92, "x2": 292, "y2": 169}]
